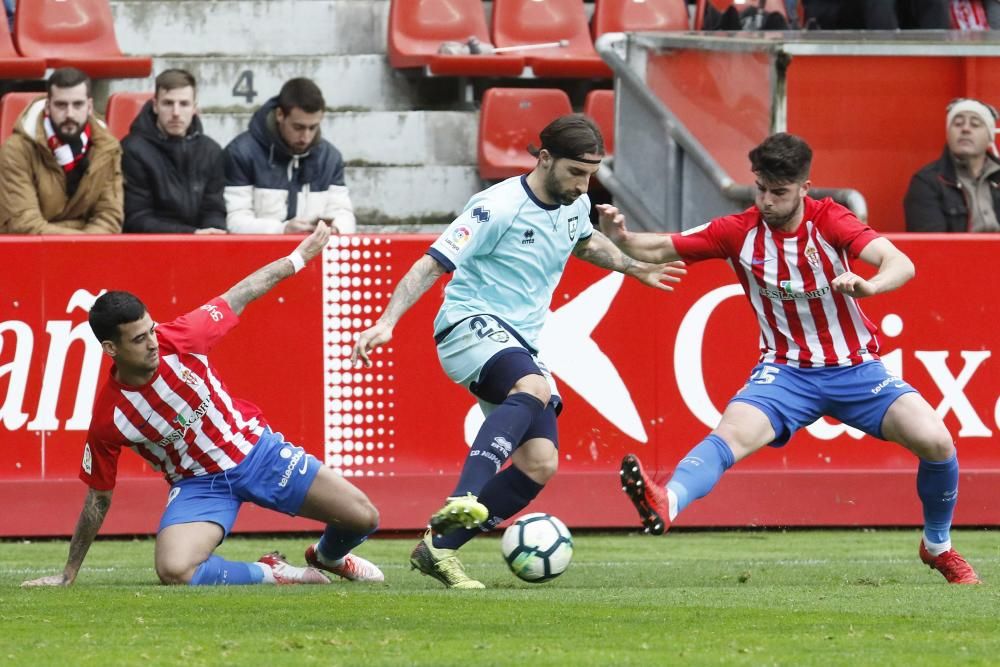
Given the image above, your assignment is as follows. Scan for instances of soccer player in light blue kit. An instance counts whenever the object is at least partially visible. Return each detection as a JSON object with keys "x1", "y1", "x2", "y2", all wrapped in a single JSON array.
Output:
[{"x1": 352, "y1": 115, "x2": 685, "y2": 588}]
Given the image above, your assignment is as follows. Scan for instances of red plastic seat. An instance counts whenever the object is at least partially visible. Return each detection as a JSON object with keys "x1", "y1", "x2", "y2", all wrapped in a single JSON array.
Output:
[
  {"x1": 593, "y1": 0, "x2": 691, "y2": 38},
  {"x1": 105, "y1": 91, "x2": 152, "y2": 140},
  {"x1": 0, "y1": 22, "x2": 46, "y2": 79},
  {"x1": 477, "y1": 87, "x2": 574, "y2": 180},
  {"x1": 492, "y1": 0, "x2": 612, "y2": 79},
  {"x1": 0, "y1": 92, "x2": 42, "y2": 143},
  {"x1": 388, "y1": 0, "x2": 526, "y2": 77},
  {"x1": 694, "y1": 0, "x2": 789, "y2": 30},
  {"x1": 14, "y1": 0, "x2": 152, "y2": 78},
  {"x1": 584, "y1": 89, "x2": 616, "y2": 156}
]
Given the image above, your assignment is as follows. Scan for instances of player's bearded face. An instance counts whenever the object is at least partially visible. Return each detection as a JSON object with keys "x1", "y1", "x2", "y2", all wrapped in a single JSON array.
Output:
[
  {"x1": 544, "y1": 156, "x2": 601, "y2": 206},
  {"x1": 755, "y1": 178, "x2": 808, "y2": 229}
]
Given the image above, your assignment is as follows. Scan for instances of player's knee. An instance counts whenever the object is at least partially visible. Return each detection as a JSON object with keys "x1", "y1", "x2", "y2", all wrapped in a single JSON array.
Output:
[
  {"x1": 518, "y1": 448, "x2": 558, "y2": 484},
  {"x1": 155, "y1": 559, "x2": 195, "y2": 585},
  {"x1": 510, "y1": 374, "x2": 551, "y2": 407},
  {"x1": 341, "y1": 495, "x2": 379, "y2": 534},
  {"x1": 356, "y1": 498, "x2": 380, "y2": 534},
  {"x1": 918, "y1": 429, "x2": 955, "y2": 462}
]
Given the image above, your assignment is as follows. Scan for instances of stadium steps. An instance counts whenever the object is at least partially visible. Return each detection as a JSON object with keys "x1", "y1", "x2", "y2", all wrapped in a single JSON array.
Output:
[{"x1": 108, "y1": 0, "x2": 479, "y2": 229}]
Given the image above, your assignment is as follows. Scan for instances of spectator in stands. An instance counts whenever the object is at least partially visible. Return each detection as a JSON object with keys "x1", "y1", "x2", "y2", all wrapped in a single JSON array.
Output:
[
  {"x1": 121, "y1": 69, "x2": 227, "y2": 234},
  {"x1": 989, "y1": 0, "x2": 1000, "y2": 27},
  {"x1": 904, "y1": 98, "x2": 1000, "y2": 232},
  {"x1": 224, "y1": 77, "x2": 356, "y2": 234},
  {"x1": 0, "y1": 67, "x2": 123, "y2": 235},
  {"x1": 803, "y1": 0, "x2": 949, "y2": 29}
]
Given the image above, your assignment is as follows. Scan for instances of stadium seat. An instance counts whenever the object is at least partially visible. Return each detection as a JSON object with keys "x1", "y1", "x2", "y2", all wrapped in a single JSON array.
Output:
[
  {"x1": 694, "y1": 0, "x2": 790, "y2": 30},
  {"x1": 477, "y1": 87, "x2": 573, "y2": 180},
  {"x1": 105, "y1": 91, "x2": 152, "y2": 140},
  {"x1": 0, "y1": 92, "x2": 41, "y2": 143},
  {"x1": 14, "y1": 0, "x2": 152, "y2": 78},
  {"x1": 492, "y1": 0, "x2": 613, "y2": 79},
  {"x1": 0, "y1": 21, "x2": 46, "y2": 79},
  {"x1": 592, "y1": 0, "x2": 691, "y2": 38},
  {"x1": 584, "y1": 89, "x2": 616, "y2": 156},
  {"x1": 387, "y1": 0, "x2": 526, "y2": 77}
]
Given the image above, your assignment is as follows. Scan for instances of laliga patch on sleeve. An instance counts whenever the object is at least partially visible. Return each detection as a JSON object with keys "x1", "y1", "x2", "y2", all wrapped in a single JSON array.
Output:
[
  {"x1": 82, "y1": 443, "x2": 92, "y2": 474},
  {"x1": 444, "y1": 225, "x2": 474, "y2": 253}
]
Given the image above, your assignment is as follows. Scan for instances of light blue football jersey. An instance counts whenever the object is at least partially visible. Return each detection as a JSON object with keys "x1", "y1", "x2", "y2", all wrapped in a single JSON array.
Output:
[{"x1": 427, "y1": 175, "x2": 594, "y2": 350}]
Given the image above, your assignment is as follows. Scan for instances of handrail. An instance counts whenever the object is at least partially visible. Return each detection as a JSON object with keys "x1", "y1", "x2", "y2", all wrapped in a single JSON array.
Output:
[{"x1": 593, "y1": 32, "x2": 869, "y2": 223}]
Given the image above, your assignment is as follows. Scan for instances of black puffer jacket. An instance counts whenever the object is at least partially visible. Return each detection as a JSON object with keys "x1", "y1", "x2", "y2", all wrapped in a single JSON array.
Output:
[
  {"x1": 904, "y1": 147, "x2": 1000, "y2": 232},
  {"x1": 121, "y1": 101, "x2": 226, "y2": 233}
]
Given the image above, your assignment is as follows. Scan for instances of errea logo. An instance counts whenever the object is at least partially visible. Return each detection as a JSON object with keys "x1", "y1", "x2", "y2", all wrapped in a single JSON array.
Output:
[
  {"x1": 521, "y1": 229, "x2": 535, "y2": 245},
  {"x1": 471, "y1": 206, "x2": 490, "y2": 223}
]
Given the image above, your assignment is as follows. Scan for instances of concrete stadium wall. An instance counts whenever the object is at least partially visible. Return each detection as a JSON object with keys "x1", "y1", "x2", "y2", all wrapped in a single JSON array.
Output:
[{"x1": 109, "y1": 0, "x2": 480, "y2": 229}]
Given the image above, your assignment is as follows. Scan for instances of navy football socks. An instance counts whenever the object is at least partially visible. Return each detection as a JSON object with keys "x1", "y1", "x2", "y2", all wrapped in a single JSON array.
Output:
[
  {"x1": 435, "y1": 464, "x2": 544, "y2": 550},
  {"x1": 450, "y1": 392, "x2": 545, "y2": 497}
]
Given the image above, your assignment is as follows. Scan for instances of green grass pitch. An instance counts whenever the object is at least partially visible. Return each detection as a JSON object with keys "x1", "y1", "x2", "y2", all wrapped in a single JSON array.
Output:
[{"x1": 2, "y1": 530, "x2": 998, "y2": 666}]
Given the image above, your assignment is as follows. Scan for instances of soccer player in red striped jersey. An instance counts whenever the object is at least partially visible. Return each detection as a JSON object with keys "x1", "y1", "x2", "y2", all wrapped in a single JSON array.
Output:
[
  {"x1": 22, "y1": 222, "x2": 385, "y2": 588},
  {"x1": 604, "y1": 133, "x2": 980, "y2": 584}
]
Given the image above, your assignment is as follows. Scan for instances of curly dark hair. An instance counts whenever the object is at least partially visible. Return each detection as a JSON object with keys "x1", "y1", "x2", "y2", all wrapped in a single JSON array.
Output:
[{"x1": 748, "y1": 133, "x2": 812, "y2": 183}]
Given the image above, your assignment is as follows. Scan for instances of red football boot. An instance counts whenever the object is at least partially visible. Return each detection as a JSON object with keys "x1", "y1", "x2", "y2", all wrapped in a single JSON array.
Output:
[
  {"x1": 919, "y1": 541, "x2": 982, "y2": 584},
  {"x1": 619, "y1": 454, "x2": 671, "y2": 535}
]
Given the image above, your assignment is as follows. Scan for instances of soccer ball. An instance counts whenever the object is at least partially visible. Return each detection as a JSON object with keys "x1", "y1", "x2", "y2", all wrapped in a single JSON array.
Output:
[{"x1": 500, "y1": 513, "x2": 573, "y2": 583}]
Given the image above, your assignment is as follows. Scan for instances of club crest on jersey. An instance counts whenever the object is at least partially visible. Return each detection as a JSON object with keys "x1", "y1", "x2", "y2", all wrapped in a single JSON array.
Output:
[
  {"x1": 804, "y1": 244, "x2": 821, "y2": 268},
  {"x1": 568, "y1": 216, "x2": 578, "y2": 240},
  {"x1": 179, "y1": 369, "x2": 201, "y2": 386}
]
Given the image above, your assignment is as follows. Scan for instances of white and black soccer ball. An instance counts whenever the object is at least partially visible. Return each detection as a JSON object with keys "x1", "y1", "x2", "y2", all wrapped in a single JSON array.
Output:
[{"x1": 500, "y1": 513, "x2": 573, "y2": 583}]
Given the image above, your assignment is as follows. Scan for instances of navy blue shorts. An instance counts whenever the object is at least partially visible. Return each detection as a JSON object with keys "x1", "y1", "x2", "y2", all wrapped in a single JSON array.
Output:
[
  {"x1": 158, "y1": 429, "x2": 322, "y2": 535},
  {"x1": 730, "y1": 360, "x2": 917, "y2": 447}
]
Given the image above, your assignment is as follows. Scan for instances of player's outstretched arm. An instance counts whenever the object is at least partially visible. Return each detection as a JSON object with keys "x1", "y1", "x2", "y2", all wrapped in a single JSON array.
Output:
[
  {"x1": 221, "y1": 221, "x2": 332, "y2": 316},
  {"x1": 596, "y1": 204, "x2": 682, "y2": 263},
  {"x1": 831, "y1": 237, "x2": 915, "y2": 298},
  {"x1": 351, "y1": 254, "x2": 446, "y2": 367},
  {"x1": 573, "y1": 230, "x2": 686, "y2": 292},
  {"x1": 21, "y1": 488, "x2": 113, "y2": 587}
]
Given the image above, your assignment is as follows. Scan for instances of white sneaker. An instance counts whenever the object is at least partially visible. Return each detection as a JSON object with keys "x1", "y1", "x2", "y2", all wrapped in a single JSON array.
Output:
[
  {"x1": 257, "y1": 551, "x2": 330, "y2": 585},
  {"x1": 305, "y1": 544, "x2": 385, "y2": 582}
]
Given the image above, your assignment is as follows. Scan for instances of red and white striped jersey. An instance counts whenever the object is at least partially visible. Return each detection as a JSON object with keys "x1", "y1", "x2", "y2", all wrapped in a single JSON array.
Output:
[
  {"x1": 673, "y1": 197, "x2": 881, "y2": 368},
  {"x1": 80, "y1": 298, "x2": 267, "y2": 490}
]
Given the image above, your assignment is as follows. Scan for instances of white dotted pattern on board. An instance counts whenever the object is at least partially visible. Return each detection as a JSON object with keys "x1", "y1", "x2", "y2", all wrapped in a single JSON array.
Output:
[{"x1": 322, "y1": 236, "x2": 397, "y2": 477}]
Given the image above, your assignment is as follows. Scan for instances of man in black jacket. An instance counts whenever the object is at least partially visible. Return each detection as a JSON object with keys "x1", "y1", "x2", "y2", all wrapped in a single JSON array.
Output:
[
  {"x1": 121, "y1": 69, "x2": 227, "y2": 234},
  {"x1": 223, "y1": 77, "x2": 356, "y2": 235},
  {"x1": 904, "y1": 98, "x2": 1000, "y2": 233}
]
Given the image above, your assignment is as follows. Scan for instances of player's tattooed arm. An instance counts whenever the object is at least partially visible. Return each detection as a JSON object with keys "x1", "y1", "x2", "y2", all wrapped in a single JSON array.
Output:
[
  {"x1": 22, "y1": 488, "x2": 113, "y2": 587},
  {"x1": 379, "y1": 255, "x2": 446, "y2": 328},
  {"x1": 351, "y1": 255, "x2": 446, "y2": 367},
  {"x1": 221, "y1": 221, "x2": 333, "y2": 315},
  {"x1": 575, "y1": 231, "x2": 686, "y2": 292}
]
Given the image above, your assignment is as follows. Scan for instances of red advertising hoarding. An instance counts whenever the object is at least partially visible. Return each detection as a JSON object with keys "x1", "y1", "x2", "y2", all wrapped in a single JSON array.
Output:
[{"x1": 1, "y1": 234, "x2": 997, "y2": 536}]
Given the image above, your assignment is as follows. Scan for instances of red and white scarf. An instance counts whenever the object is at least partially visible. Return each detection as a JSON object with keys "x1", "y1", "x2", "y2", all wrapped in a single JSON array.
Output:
[{"x1": 43, "y1": 113, "x2": 91, "y2": 173}]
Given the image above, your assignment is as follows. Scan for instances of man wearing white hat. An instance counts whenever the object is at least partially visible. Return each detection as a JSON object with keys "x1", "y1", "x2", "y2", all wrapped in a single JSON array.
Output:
[{"x1": 904, "y1": 98, "x2": 1000, "y2": 232}]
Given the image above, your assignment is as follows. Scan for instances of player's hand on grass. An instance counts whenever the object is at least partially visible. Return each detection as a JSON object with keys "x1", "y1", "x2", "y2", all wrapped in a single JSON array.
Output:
[
  {"x1": 351, "y1": 322, "x2": 393, "y2": 368},
  {"x1": 294, "y1": 221, "x2": 332, "y2": 263},
  {"x1": 596, "y1": 204, "x2": 629, "y2": 246},
  {"x1": 21, "y1": 573, "x2": 73, "y2": 588},
  {"x1": 632, "y1": 260, "x2": 686, "y2": 292},
  {"x1": 831, "y1": 271, "x2": 878, "y2": 298}
]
